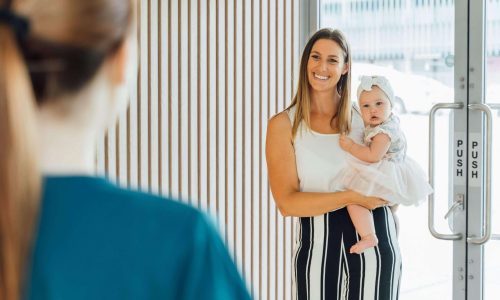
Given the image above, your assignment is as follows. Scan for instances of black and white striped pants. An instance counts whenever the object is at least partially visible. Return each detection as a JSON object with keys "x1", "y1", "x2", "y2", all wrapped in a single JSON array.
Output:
[{"x1": 293, "y1": 206, "x2": 402, "y2": 300}]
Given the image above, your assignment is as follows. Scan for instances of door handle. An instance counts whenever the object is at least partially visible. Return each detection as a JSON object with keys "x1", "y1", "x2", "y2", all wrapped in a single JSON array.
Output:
[
  {"x1": 428, "y1": 102, "x2": 464, "y2": 240},
  {"x1": 487, "y1": 103, "x2": 500, "y2": 241},
  {"x1": 467, "y1": 104, "x2": 492, "y2": 244}
]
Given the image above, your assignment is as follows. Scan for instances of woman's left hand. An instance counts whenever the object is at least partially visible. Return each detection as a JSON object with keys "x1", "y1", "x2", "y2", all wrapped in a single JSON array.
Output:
[
  {"x1": 339, "y1": 134, "x2": 354, "y2": 152},
  {"x1": 347, "y1": 191, "x2": 388, "y2": 210}
]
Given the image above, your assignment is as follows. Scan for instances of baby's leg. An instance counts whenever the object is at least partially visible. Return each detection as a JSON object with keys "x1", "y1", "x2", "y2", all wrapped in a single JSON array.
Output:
[{"x1": 347, "y1": 204, "x2": 378, "y2": 254}]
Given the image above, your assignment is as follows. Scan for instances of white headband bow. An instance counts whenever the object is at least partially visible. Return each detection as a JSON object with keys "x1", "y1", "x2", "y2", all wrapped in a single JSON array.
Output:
[{"x1": 357, "y1": 75, "x2": 394, "y2": 106}]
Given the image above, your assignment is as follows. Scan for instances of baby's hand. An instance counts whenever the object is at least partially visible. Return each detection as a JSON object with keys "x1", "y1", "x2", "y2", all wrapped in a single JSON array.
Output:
[{"x1": 339, "y1": 134, "x2": 354, "y2": 152}]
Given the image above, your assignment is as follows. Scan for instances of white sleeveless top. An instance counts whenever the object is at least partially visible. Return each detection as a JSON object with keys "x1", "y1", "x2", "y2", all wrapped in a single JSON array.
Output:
[{"x1": 287, "y1": 105, "x2": 364, "y2": 193}]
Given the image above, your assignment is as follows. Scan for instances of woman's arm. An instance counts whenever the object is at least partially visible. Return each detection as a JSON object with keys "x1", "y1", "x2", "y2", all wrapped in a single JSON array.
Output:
[
  {"x1": 265, "y1": 112, "x2": 386, "y2": 217},
  {"x1": 339, "y1": 133, "x2": 391, "y2": 163}
]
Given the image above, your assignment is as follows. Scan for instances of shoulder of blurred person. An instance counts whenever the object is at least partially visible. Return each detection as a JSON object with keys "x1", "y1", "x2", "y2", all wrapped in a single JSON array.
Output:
[{"x1": 26, "y1": 176, "x2": 251, "y2": 300}]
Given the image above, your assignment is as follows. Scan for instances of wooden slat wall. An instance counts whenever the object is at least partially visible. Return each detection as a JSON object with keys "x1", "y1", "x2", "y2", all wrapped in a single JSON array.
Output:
[{"x1": 97, "y1": 0, "x2": 300, "y2": 299}]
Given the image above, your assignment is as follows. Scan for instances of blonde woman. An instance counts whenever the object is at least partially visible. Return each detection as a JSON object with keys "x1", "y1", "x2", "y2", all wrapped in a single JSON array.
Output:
[{"x1": 266, "y1": 29, "x2": 401, "y2": 299}]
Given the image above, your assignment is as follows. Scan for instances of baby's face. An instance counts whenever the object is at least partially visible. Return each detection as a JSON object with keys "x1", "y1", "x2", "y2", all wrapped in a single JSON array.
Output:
[{"x1": 358, "y1": 86, "x2": 392, "y2": 127}]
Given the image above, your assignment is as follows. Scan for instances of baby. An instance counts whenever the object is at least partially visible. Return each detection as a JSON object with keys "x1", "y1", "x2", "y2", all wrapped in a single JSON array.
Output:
[{"x1": 334, "y1": 75, "x2": 433, "y2": 254}]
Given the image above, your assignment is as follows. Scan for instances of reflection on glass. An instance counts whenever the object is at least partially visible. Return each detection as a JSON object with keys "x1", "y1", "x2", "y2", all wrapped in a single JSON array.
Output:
[
  {"x1": 320, "y1": 1, "x2": 455, "y2": 299},
  {"x1": 321, "y1": 0, "x2": 454, "y2": 114},
  {"x1": 485, "y1": 1, "x2": 500, "y2": 299}
]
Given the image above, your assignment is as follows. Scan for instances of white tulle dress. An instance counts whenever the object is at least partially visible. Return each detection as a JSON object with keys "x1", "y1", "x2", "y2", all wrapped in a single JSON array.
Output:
[{"x1": 331, "y1": 114, "x2": 433, "y2": 206}]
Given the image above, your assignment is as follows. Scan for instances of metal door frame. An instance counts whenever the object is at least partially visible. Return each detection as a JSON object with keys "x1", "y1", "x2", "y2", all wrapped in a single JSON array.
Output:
[{"x1": 421, "y1": 0, "x2": 493, "y2": 298}]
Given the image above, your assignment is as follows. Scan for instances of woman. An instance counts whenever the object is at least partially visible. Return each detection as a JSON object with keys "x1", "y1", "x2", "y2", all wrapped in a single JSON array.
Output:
[
  {"x1": 0, "y1": 0, "x2": 250, "y2": 299},
  {"x1": 266, "y1": 29, "x2": 401, "y2": 299}
]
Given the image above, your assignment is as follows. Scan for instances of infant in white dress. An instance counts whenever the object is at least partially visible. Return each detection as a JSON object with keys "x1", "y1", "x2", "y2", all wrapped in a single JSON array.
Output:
[{"x1": 332, "y1": 75, "x2": 433, "y2": 254}]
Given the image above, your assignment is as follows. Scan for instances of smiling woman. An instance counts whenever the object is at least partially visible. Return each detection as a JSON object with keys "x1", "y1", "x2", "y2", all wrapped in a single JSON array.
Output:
[
  {"x1": 266, "y1": 28, "x2": 401, "y2": 299},
  {"x1": 307, "y1": 39, "x2": 348, "y2": 100}
]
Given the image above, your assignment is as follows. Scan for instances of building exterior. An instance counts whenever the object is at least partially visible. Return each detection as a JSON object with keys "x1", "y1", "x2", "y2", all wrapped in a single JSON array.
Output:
[{"x1": 320, "y1": 0, "x2": 500, "y2": 88}]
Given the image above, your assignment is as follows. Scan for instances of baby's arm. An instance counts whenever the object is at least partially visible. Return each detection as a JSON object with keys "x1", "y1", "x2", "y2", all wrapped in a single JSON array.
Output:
[{"x1": 339, "y1": 133, "x2": 391, "y2": 163}]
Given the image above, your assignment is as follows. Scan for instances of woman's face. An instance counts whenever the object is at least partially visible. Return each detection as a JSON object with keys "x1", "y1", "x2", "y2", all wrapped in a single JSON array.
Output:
[
  {"x1": 306, "y1": 39, "x2": 348, "y2": 94},
  {"x1": 358, "y1": 86, "x2": 392, "y2": 127}
]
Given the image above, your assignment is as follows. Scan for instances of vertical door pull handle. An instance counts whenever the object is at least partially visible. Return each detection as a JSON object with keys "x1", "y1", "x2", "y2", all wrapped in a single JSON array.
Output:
[
  {"x1": 486, "y1": 103, "x2": 500, "y2": 241},
  {"x1": 428, "y1": 102, "x2": 464, "y2": 240},
  {"x1": 467, "y1": 104, "x2": 492, "y2": 245}
]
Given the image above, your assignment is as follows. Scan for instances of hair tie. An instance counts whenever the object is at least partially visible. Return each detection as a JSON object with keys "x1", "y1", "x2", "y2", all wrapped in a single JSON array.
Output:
[{"x1": 0, "y1": 8, "x2": 30, "y2": 40}]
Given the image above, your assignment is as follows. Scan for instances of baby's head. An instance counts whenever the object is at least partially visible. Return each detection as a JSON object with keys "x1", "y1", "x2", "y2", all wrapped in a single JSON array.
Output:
[{"x1": 357, "y1": 75, "x2": 395, "y2": 127}]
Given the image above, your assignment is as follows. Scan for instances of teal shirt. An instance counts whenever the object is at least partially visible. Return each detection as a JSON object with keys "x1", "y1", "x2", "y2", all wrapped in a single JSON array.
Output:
[{"x1": 27, "y1": 176, "x2": 251, "y2": 300}]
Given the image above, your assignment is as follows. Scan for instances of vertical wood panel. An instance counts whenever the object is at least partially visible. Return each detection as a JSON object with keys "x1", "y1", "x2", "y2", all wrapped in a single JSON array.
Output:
[
  {"x1": 224, "y1": 0, "x2": 229, "y2": 244},
  {"x1": 274, "y1": 0, "x2": 280, "y2": 297},
  {"x1": 98, "y1": 0, "x2": 300, "y2": 298},
  {"x1": 166, "y1": 0, "x2": 173, "y2": 196},
  {"x1": 206, "y1": 0, "x2": 211, "y2": 214},
  {"x1": 196, "y1": 0, "x2": 201, "y2": 208},
  {"x1": 241, "y1": 0, "x2": 247, "y2": 282},
  {"x1": 215, "y1": 0, "x2": 220, "y2": 227},
  {"x1": 266, "y1": 0, "x2": 272, "y2": 298},
  {"x1": 147, "y1": 0, "x2": 152, "y2": 192},
  {"x1": 258, "y1": 0, "x2": 263, "y2": 296},
  {"x1": 186, "y1": 0, "x2": 192, "y2": 202},
  {"x1": 177, "y1": 0, "x2": 182, "y2": 198},
  {"x1": 232, "y1": 0, "x2": 239, "y2": 273}
]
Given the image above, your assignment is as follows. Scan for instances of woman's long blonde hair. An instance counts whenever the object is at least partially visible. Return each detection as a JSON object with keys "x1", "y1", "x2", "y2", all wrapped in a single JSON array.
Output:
[
  {"x1": 0, "y1": 1, "x2": 133, "y2": 298},
  {"x1": 287, "y1": 28, "x2": 352, "y2": 139}
]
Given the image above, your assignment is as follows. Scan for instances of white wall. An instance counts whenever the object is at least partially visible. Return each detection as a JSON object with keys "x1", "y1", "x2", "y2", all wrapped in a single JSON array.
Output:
[{"x1": 96, "y1": 0, "x2": 301, "y2": 299}]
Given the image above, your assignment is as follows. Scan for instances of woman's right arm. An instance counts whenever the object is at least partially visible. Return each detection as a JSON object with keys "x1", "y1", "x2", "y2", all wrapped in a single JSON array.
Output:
[{"x1": 265, "y1": 112, "x2": 385, "y2": 217}]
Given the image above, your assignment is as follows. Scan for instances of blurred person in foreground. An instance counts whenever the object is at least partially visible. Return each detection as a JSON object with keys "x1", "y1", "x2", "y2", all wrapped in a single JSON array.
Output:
[{"x1": 0, "y1": 0, "x2": 251, "y2": 299}]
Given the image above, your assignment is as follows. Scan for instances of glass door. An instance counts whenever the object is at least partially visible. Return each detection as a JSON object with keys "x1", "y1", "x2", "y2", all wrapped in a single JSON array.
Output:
[
  {"x1": 480, "y1": 0, "x2": 500, "y2": 298},
  {"x1": 318, "y1": 0, "x2": 499, "y2": 299},
  {"x1": 320, "y1": 1, "x2": 458, "y2": 299}
]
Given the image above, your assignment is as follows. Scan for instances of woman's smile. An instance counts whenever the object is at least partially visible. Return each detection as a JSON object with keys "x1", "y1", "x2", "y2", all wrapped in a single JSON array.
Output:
[{"x1": 313, "y1": 72, "x2": 330, "y2": 81}]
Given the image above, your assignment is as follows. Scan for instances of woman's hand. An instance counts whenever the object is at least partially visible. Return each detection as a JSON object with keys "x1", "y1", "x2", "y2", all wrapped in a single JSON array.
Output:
[
  {"x1": 346, "y1": 190, "x2": 388, "y2": 210},
  {"x1": 339, "y1": 134, "x2": 354, "y2": 152}
]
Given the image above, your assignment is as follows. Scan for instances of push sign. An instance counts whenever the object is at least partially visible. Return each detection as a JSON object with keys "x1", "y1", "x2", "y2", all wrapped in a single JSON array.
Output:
[
  {"x1": 454, "y1": 133, "x2": 466, "y2": 186},
  {"x1": 468, "y1": 133, "x2": 482, "y2": 187},
  {"x1": 454, "y1": 133, "x2": 482, "y2": 187}
]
